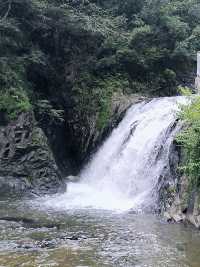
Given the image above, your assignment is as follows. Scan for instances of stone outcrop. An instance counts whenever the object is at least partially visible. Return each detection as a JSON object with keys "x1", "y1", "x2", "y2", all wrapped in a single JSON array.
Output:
[
  {"x1": 0, "y1": 112, "x2": 65, "y2": 197},
  {"x1": 157, "y1": 140, "x2": 181, "y2": 212},
  {"x1": 164, "y1": 175, "x2": 200, "y2": 228},
  {"x1": 158, "y1": 137, "x2": 200, "y2": 229}
]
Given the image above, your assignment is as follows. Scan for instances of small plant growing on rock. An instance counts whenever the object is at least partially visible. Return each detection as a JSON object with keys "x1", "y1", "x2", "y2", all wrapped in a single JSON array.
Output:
[
  {"x1": 176, "y1": 96, "x2": 200, "y2": 188},
  {"x1": 0, "y1": 88, "x2": 32, "y2": 121}
]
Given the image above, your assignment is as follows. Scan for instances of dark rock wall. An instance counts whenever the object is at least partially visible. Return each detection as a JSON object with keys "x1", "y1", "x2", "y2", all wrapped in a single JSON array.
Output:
[
  {"x1": 65, "y1": 93, "x2": 147, "y2": 167},
  {"x1": 0, "y1": 112, "x2": 65, "y2": 197},
  {"x1": 158, "y1": 133, "x2": 200, "y2": 228},
  {"x1": 157, "y1": 139, "x2": 181, "y2": 212}
]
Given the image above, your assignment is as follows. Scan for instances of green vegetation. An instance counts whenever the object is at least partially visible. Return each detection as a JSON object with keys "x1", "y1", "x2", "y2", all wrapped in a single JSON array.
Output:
[
  {"x1": 71, "y1": 75, "x2": 128, "y2": 129},
  {"x1": 177, "y1": 96, "x2": 200, "y2": 188},
  {"x1": 178, "y1": 86, "x2": 193, "y2": 96},
  {"x1": 0, "y1": 88, "x2": 31, "y2": 120},
  {"x1": 0, "y1": 0, "x2": 199, "y2": 130}
]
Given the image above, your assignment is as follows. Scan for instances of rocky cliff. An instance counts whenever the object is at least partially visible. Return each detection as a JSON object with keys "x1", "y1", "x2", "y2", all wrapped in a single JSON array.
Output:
[
  {"x1": 158, "y1": 136, "x2": 200, "y2": 229},
  {"x1": 0, "y1": 112, "x2": 65, "y2": 197}
]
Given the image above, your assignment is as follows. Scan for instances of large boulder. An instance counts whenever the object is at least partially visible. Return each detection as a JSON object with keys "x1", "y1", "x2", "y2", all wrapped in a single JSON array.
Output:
[{"x1": 0, "y1": 112, "x2": 65, "y2": 197}]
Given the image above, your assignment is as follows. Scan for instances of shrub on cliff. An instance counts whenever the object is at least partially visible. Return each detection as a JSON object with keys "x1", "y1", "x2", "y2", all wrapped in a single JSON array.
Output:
[
  {"x1": 0, "y1": 88, "x2": 31, "y2": 121},
  {"x1": 177, "y1": 96, "x2": 200, "y2": 188}
]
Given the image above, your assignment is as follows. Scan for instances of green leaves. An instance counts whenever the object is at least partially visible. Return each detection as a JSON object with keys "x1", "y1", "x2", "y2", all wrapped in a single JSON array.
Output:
[
  {"x1": 178, "y1": 86, "x2": 192, "y2": 96},
  {"x1": 161, "y1": 15, "x2": 190, "y2": 40},
  {"x1": 0, "y1": 88, "x2": 31, "y2": 121},
  {"x1": 0, "y1": 0, "x2": 199, "y2": 127},
  {"x1": 177, "y1": 97, "x2": 200, "y2": 186}
]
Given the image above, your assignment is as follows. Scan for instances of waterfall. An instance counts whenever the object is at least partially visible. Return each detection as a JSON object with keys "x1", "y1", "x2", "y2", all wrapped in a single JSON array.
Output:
[{"x1": 43, "y1": 97, "x2": 188, "y2": 212}]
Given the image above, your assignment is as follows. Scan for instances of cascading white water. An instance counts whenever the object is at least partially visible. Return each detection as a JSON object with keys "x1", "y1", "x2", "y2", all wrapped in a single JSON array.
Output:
[{"x1": 43, "y1": 97, "x2": 188, "y2": 211}]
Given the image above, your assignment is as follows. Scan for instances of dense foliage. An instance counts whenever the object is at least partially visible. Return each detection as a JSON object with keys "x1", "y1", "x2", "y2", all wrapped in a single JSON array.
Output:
[
  {"x1": 0, "y1": 0, "x2": 199, "y2": 128},
  {"x1": 177, "y1": 96, "x2": 200, "y2": 188}
]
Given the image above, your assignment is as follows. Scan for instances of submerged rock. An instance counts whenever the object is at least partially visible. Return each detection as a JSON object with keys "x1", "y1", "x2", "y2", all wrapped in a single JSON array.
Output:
[{"x1": 0, "y1": 112, "x2": 65, "y2": 198}]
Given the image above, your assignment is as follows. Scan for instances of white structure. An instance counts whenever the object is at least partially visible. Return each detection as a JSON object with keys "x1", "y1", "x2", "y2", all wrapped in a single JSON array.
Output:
[
  {"x1": 197, "y1": 52, "x2": 200, "y2": 77},
  {"x1": 196, "y1": 52, "x2": 200, "y2": 93}
]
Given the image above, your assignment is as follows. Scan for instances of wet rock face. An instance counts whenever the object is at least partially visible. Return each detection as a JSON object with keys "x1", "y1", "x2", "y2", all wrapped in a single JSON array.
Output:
[
  {"x1": 157, "y1": 139, "x2": 181, "y2": 212},
  {"x1": 158, "y1": 138, "x2": 200, "y2": 229},
  {"x1": 66, "y1": 93, "x2": 147, "y2": 166},
  {"x1": 0, "y1": 112, "x2": 65, "y2": 197},
  {"x1": 164, "y1": 177, "x2": 200, "y2": 229}
]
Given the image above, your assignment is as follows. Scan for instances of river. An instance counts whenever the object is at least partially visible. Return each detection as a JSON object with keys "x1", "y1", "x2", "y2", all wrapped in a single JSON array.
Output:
[{"x1": 0, "y1": 199, "x2": 200, "y2": 267}]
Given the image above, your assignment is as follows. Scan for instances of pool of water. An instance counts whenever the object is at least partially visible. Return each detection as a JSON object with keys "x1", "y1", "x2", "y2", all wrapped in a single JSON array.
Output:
[{"x1": 0, "y1": 199, "x2": 200, "y2": 267}]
